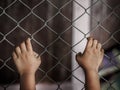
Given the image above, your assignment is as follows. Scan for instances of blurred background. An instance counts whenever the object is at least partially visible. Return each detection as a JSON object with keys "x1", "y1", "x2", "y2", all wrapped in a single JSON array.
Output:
[{"x1": 0, "y1": 0, "x2": 120, "y2": 90}]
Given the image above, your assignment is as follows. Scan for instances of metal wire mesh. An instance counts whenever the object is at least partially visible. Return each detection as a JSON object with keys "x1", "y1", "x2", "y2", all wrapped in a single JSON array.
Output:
[{"x1": 0, "y1": 0, "x2": 120, "y2": 90}]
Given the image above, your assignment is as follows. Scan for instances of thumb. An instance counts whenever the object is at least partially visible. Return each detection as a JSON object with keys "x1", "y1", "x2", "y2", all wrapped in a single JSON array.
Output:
[{"x1": 76, "y1": 52, "x2": 82, "y2": 60}]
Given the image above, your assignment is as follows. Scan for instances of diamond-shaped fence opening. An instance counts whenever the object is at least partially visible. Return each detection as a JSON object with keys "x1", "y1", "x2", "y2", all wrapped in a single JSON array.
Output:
[
  {"x1": 0, "y1": 0, "x2": 15, "y2": 9},
  {"x1": 101, "y1": 14, "x2": 120, "y2": 34},
  {"x1": 0, "y1": 15, "x2": 17, "y2": 34},
  {"x1": 47, "y1": 14, "x2": 72, "y2": 34},
  {"x1": 19, "y1": 14, "x2": 45, "y2": 34},
  {"x1": 6, "y1": 27, "x2": 31, "y2": 45},
  {"x1": 5, "y1": 0, "x2": 31, "y2": 22},
  {"x1": 0, "y1": 41, "x2": 14, "y2": 60},
  {"x1": 20, "y1": 0, "x2": 44, "y2": 9},
  {"x1": 73, "y1": 1, "x2": 85, "y2": 21},
  {"x1": 33, "y1": 26, "x2": 58, "y2": 47},
  {"x1": 49, "y1": 0, "x2": 71, "y2": 9},
  {"x1": 0, "y1": 0, "x2": 120, "y2": 90},
  {"x1": 33, "y1": 0, "x2": 58, "y2": 21},
  {"x1": 0, "y1": 66, "x2": 18, "y2": 85}
]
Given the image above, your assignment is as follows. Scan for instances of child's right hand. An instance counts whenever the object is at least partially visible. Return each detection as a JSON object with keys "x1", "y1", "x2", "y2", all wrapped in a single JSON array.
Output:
[
  {"x1": 12, "y1": 38, "x2": 41, "y2": 76},
  {"x1": 76, "y1": 37, "x2": 104, "y2": 73}
]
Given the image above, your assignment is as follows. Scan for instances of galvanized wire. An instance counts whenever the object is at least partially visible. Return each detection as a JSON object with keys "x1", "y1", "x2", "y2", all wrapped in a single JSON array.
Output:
[{"x1": 0, "y1": 0, "x2": 120, "y2": 90}]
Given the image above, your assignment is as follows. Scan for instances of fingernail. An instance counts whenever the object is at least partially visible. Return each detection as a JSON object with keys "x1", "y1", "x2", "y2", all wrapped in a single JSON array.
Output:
[
  {"x1": 87, "y1": 37, "x2": 92, "y2": 40},
  {"x1": 87, "y1": 37, "x2": 90, "y2": 40},
  {"x1": 27, "y1": 38, "x2": 31, "y2": 41},
  {"x1": 77, "y1": 52, "x2": 82, "y2": 56}
]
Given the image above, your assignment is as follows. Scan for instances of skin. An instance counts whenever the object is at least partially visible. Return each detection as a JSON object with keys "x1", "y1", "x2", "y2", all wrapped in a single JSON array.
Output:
[
  {"x1": 12, "y1": 38, "x2": 41, "y2": 90},
  {"x1": 76, "y1": 37, "x2": 104, "y2": 90},
  {"x1": 12, "y1": 37, "x2": 104, "y2": 90}
]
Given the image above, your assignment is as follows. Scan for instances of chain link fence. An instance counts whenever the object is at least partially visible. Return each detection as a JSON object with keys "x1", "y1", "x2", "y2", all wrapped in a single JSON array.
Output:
[{"x1": 0, "y1": 0, "x2": 120, "y2": 90}]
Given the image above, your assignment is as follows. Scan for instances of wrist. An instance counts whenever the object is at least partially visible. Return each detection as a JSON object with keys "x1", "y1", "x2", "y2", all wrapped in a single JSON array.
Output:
[
  {"x1": 83, "y1": 67, "x2": 99, "y2": 73},
  {"x1": 20, "y1": 72, "x2": 36, "y2": 90},
  {"x1": 84, "y1": 69, "x2": 98, "y2": 75},
  {"x1": 84, "y1": 69, "x2": 101, "y2": 90},
  {"x1": 20, "y1": 72, "x2": 35, "y2": 77}
]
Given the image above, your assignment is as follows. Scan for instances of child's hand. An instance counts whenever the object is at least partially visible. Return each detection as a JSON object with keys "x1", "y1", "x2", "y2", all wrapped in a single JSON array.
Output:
[
  {"x1": 12, "y1": 38, "x2": 41, "y2": 76},
  {"x1": 76, "y1": 37, "x2": 104, "y2": 73}
]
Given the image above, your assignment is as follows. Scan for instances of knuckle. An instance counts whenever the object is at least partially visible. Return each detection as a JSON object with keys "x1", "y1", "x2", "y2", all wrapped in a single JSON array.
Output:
[
  {"x1": 98, "y1": 43, "x2": 101, "y2": 46},
  {"x1": 98, "y1": 43, "x2": 101, "y2": 45},
  {"x1": 16, "y1": 46, "x2": 19, "y2": 50},
  {"x1": 93, "y1": 48, "x2": 98, "y2": 53},
  {"x1": 20, "y1": 42, "x2": 24, "y2": 46},
  {"x1": 94, "y1": 39, "x2": 98, "y2": 43}
]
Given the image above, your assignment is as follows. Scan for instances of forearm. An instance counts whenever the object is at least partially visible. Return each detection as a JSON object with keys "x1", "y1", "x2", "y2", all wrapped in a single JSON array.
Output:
[
  {"x1": 85, "y1": 70, "x2": 100, "y2": 90},
  {"x1": 20, "y1": 73, "x2": 36, "y2": 90}
]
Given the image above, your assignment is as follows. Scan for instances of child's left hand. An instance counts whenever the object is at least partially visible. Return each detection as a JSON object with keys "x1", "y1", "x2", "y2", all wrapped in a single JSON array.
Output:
[{"x1": 12, "y1": 38, "x2": 41, "y2": 76}]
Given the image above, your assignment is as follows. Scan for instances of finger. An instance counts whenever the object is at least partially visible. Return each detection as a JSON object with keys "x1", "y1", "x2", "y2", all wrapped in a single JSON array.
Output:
[
  {"x1": 100, "y1": 49, "x2": 104, "y2": 60},
  {"x1": 34, "y1": 52, "x2": 41, "y2": 59},
  {"x1": 97, "y1": 43, "x2": 102, "y2": 51},
  {"x1": 34, "y1": 51, "x2": 37, "y2": 55},
  {"x1": 26, "y1": 38, "x2": 33, "y2": 52},
  {"x1": 76, "y1": 52, "x2": 82, "y2": 59},
  {"x1": 20, "y1": 42, "x2": 27, "y2": 52},
  {"x1": 76, "y1": 52, "x2": 82, "y2": 57},
  {"x1": 12, "y1": 52, "x2": 17, "y2": 59},
  {"x1": 34, "y1": 51, "x2": 39, "y2": 57},
  {"x1": 37, "y1": 55, "x2": 41, "y2": 60},
  {"x1": 76, "y1": 52, "x2": 82, "y2": 60},
  {"x1": 86, "y1": 37, "x2": 93, "y2": 48},
  {"x1": 92, "y1": 39, "x2": 98, "y2": 48},
  {"x1": 15, "y1": 46, "x2": 21, "y2": 56},
  {"x1": 101, "y1": 49, "x2": 104, "y2": 56}
]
